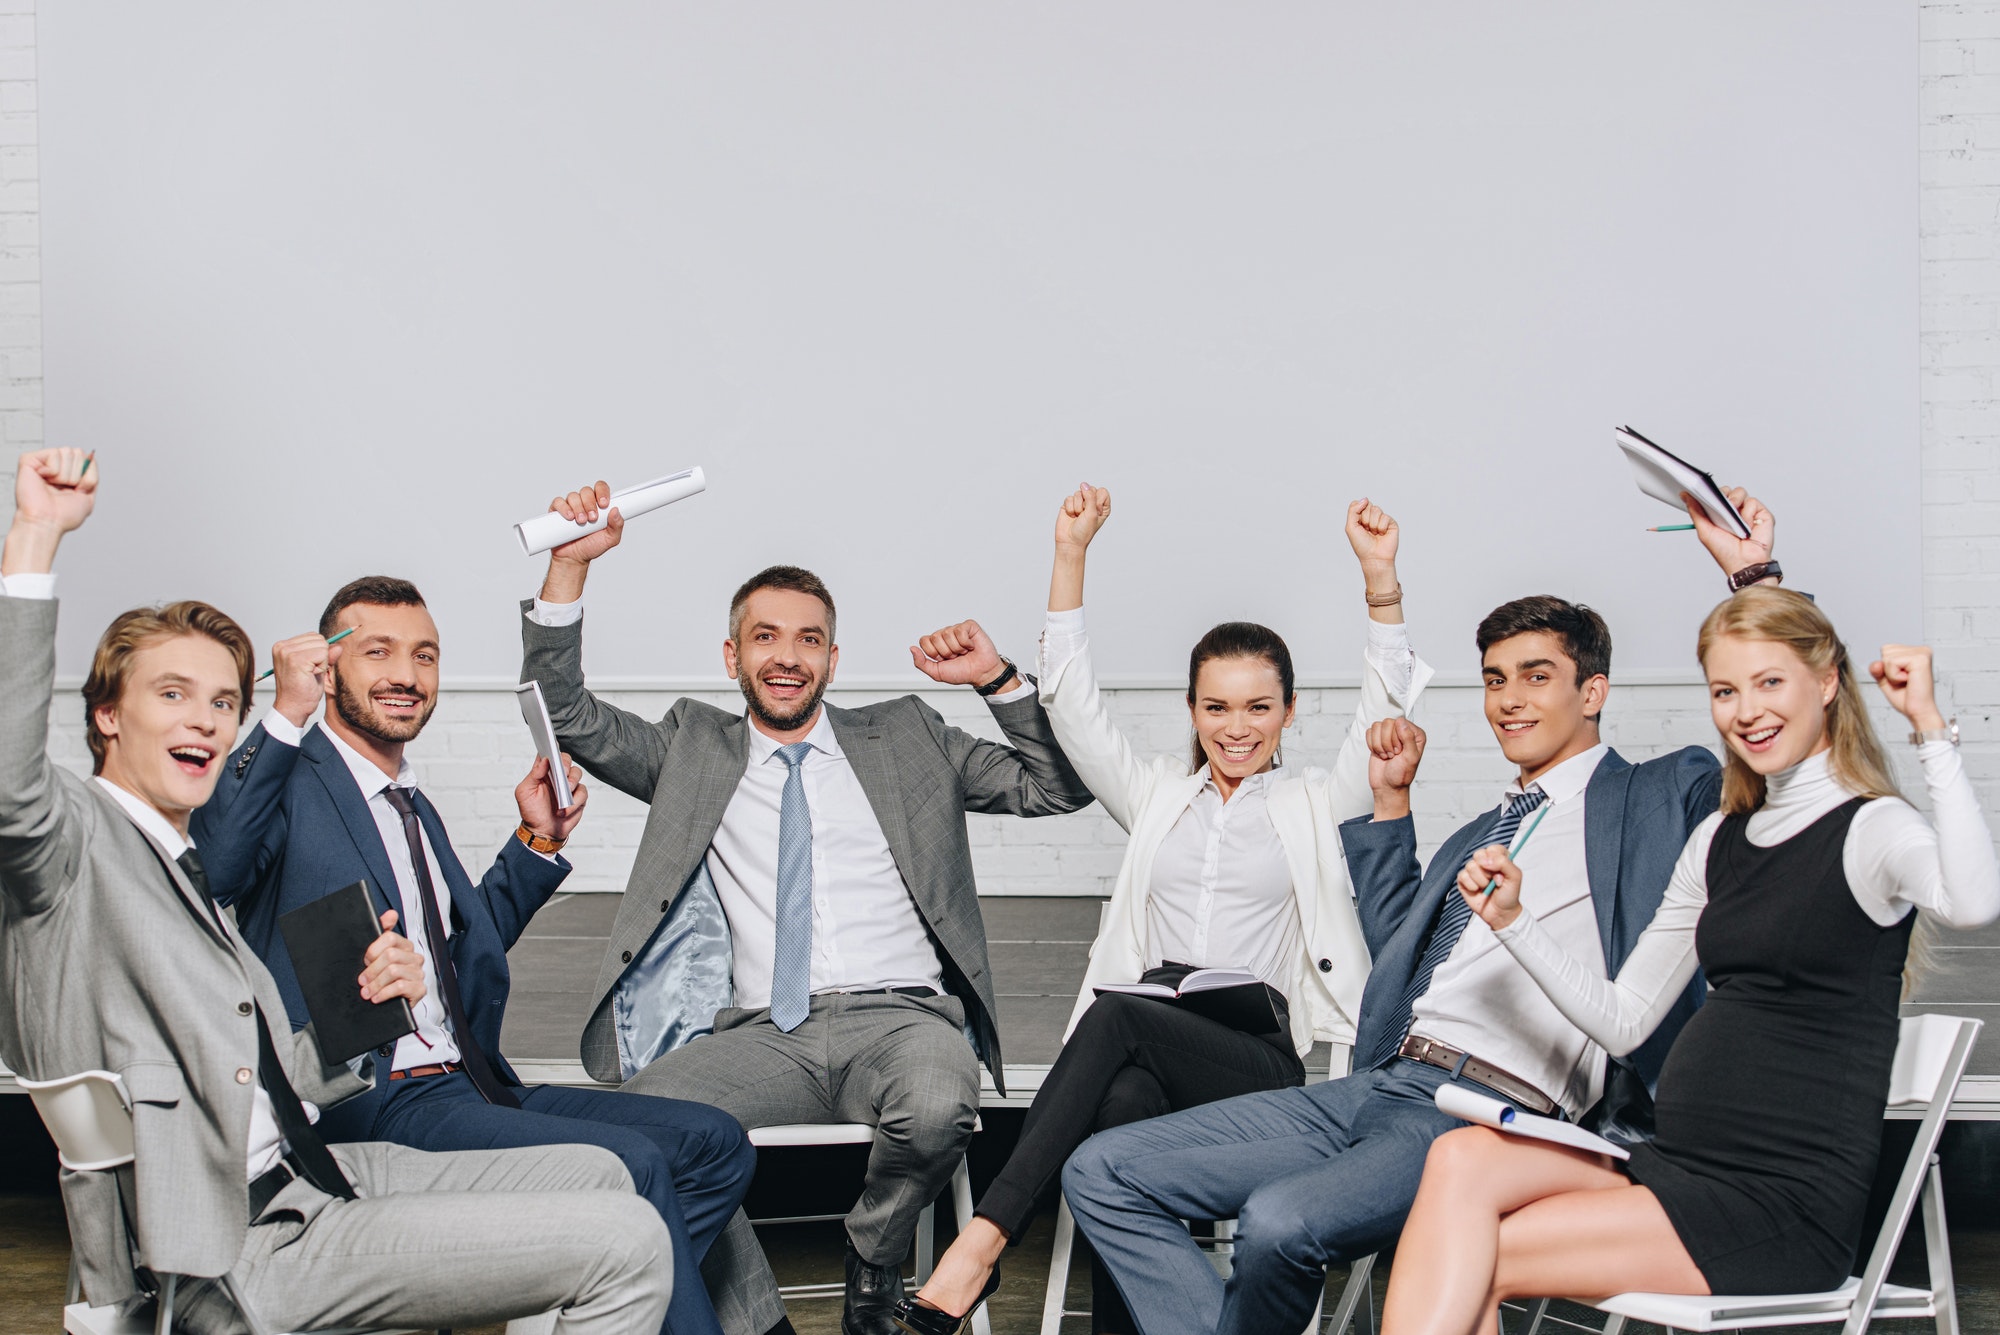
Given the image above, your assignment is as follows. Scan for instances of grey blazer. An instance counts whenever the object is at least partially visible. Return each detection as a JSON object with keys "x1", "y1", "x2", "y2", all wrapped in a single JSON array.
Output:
[
  {"x1": 520, "y1": 605, "x2": 1095, "y2": 1093},
  {"x1": 0, "y1": 597, "x2": 368, "y2": 1303}
]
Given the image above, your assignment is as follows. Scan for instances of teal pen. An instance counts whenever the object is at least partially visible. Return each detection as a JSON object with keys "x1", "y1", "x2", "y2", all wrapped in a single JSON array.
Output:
[
  {"x1": 256, "y1": 625, "x2": 356, "y2": 681},
  {"x1": 1647, "y1": 523, "x2": 1696, "y2": 532},
  {"x1": 1484, "y1": 800, "x2": 1553, "y2": 896},
  {"x1": 78, "y1": 451, "x2": 94, "y2": 479}
]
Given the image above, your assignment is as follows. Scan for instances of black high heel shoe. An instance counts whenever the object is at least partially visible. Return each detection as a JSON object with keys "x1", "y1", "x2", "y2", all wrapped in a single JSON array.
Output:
[{"x1": 889, "y1": 1264, "x2": 1001, "y2": 1335}]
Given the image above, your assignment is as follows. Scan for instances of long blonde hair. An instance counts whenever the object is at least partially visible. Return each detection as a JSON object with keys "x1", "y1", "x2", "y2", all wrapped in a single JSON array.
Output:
[{"x1": 1695, "y1": 586, "x2": 1902, "y2": 815}]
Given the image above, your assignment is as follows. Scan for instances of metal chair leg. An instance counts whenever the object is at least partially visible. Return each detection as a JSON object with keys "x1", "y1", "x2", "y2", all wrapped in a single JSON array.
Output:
[
  {"x1": 1922, "y1": 1159, "x2": 1960, "y2": 1335},
  {"x1": 1514, "y1": 1296, "x2": 1550, "y2": 1335},
  {"x1": 1040, "y1": 1199, "x2": 1078, "y2": 1335},
  {"x1": 1324, "y1": 1253, "x2": 1376, "y2": 1335},
  {"x1": 155, "y1": 1274, "x2": 176, "y2": 1335},
  {"x1": 915, "y1": 1199, "x2": 938, "y2": 1283},
  {"x1": 65, "y1": 1252, "x2": 80, "y2": 1306},
  {"x1": 217, "y1": 1271, "x2": 274, "y2": 1335}
]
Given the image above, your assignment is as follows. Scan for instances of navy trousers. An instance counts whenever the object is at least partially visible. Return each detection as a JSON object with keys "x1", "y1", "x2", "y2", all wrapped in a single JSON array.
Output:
[
  {"x1": 371, "y1": 1073, "x2": 755, "y2": 1335},
  {"x1": 1062, "y1": 1061, "x2": 1507, "y2": 1335}
]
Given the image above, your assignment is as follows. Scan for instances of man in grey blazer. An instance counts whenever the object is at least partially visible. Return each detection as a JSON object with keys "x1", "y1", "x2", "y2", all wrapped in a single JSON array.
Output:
[
  {"x1": 523, "y1": 481, "x2": 1096, "y2": 1335},
  {"x1": 0, "y1": 450, "x2": 672, "y2": 1335}
]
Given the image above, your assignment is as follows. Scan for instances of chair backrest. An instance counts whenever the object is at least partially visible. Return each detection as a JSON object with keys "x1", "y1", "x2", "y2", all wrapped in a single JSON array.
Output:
[
  {"x1": 1843, "y1": 1014, "x2": 1982, "y2": 1335},
  {"x1": 18, "y1": 1070, "x2": 134, "y2": 1172}
]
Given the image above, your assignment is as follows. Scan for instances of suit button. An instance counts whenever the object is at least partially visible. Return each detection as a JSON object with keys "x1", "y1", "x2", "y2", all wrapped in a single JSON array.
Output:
[
  {"x1": 377, "y1": 1045, "x2": 393, "y2": 1059},
  {"x1": 621, "y1": 950, "x2": 633, "y2": 963},
  {"x1": 1317, "y1": 959, "x2": 1333, "y2": 973},
  {"x1": 235, "y1": 1068, "x2": 252, "y2": 1085},
  {"x1": 237, "y1": 1002, "x2": 252, "y2": 1016},
  {"x1": 659, "y1": 900, "x2": 669, "y2": 912}
]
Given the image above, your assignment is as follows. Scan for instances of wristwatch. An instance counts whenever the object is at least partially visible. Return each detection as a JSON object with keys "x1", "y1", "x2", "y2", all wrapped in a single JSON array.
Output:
[
  {"x1": 516, "y1": 823, "x2": 566, "y2": 855},
  {"x1": 1728, "y1": 560, "x2": 1782, "y2": 593},
  {"x1": 974, "y1": 658, "x2": 1021, "y2": 697},
  {"x1": 1910, "y1": 718, "x2": 1959, "y2": 747}
]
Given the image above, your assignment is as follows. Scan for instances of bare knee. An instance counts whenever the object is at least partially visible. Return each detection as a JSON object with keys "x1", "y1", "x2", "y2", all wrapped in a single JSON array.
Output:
[{"x1": 1423, "y1": 1126, "x2": 1511, "y2": 1193}]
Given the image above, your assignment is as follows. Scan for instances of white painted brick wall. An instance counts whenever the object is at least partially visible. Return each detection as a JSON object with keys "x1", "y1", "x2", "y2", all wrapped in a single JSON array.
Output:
[{"x1": 14, "y1": 2, "x2": 1997, "y2": 897}]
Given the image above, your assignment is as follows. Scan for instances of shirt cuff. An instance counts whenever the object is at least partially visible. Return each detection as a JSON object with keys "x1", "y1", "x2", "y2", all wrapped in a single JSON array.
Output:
[
  {"x1": 0, "y1": 571, "x2": 56, "y2": 599},
  {"x1": 989, "y1": 678, "x2": 1036, "y2": 705},
  {"x1": 528, "y1": 596, "x2": 585, "y2": 628},
  {"x1": 1039, "y1": 606, "x2": 1087, "y2": 675},
  {"x1": 1366, "y1": 619, "x2": 1415, "y2": 698},
  {"x1": 258, "y1": 712, "x2": 307, "y2": 748}
]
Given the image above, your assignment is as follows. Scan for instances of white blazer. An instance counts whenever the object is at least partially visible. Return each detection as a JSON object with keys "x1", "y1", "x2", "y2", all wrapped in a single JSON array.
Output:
[{"x1": 1042, "y1": 626, "x2": 1433, "y2": 1057}]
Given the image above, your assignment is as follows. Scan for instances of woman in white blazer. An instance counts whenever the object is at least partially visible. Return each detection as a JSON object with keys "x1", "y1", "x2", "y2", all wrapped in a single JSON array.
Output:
[{"x1": 896, "y1": 486, "x2": 1432, "y2": 1335}]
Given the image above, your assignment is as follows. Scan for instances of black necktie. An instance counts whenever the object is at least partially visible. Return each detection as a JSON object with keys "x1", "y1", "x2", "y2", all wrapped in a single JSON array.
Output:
[
  {"x1": 172, "y1": 847, "x2": 356, "y2": 1200},
  {"x1": 175, "y1": 847, "x2": 222, "y2": 928},
  {"x1": 379, "y1": 786, "x2": 519, "y2": 1107}
]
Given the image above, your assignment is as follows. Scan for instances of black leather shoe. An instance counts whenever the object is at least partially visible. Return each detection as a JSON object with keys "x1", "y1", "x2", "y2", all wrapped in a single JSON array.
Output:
[
  {"x1": 843, "y1": 1237, "x2": 908, "y2": 1335},
  {"x1": 889, "y1": 1265, "x2": 1001, "y2": 1335}
]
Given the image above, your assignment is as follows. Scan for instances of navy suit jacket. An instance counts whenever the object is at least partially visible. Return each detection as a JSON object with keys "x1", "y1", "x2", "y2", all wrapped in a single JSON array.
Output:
[
  {"x1": 1338, "y1": 745, "x2": 1722, "y2": 1140},
  {"x1": 191, "y1": 722, "x2": 571, "y2": 1142}
]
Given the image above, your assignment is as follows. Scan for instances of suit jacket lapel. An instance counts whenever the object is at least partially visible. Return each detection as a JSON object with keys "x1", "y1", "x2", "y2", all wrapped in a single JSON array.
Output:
[
  {"x1": 413, "y1": 790, "x2": 473, "y2": 933},
  {"x1": 1265, "y1": 776, "x2": 1321, "y2": 938},
  {"x1": 680, "y1": 714, "x2": 750, "y2": 874},
  {"x1": 302, "y1": 728, "x2": 406, "y2": 924},
  {"x1": 833, "y1": 707, "x2": 926, "y2": 911},
  {"x1": 1585, "y1": 749, "x2": 1633, "y2": 963},
  {"x1": 90, "y1": 785, "x2": 233, "y2": 949}
]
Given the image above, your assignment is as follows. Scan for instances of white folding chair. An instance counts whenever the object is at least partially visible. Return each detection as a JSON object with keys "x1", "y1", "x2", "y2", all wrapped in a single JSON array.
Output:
[
  {"x1": 747, "y1": 1119, "x2": 990, "y2": 1335},
  {"x1": 1524, "y1": 1013, "x2": 1982, "y2": 1335},
  {"x1": 21, "y1": 1070, "x2": 419, "y2": 1335}
]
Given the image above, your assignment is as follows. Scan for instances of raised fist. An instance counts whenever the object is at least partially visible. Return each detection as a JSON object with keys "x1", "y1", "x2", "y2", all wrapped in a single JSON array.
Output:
[{"x1": 1054, "y1": 484, "x2": 1112, "y2": 553}]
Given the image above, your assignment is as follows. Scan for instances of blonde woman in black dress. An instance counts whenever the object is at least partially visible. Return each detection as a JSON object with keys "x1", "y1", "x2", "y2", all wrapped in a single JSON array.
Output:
[{"x1": 1378, "y1": 586, "x2": 2000, "y2": 1335}]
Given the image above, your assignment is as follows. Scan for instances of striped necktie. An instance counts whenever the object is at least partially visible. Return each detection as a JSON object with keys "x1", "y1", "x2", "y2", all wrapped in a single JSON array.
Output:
[
  {"x1": 769, "y1": 742, "x2": 816, "y2": 1033},
  {"x1": 1368, "y1": 786, "x2": 1548, "y2": 1068}
]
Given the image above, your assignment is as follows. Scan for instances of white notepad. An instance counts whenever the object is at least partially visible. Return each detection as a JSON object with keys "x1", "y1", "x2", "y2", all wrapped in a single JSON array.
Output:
[
  {"x1": 514, "y1": 680, "x2": 574, "y2": 810},
  {"x1": 1614, "y1": 426, "x2": 1752, "y2": 539},
  {"x1": 514, "y1": 467, "x2": 706, "y2": 555},
  {"x1": 1434, "y1": 1082, "x2": 1629, "y2": 1160}
]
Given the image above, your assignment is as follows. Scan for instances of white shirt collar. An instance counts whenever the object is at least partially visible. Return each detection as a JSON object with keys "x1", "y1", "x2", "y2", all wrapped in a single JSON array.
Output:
[
  {"x1": 93, "y1": 776, "x2": 191, "y2": 858},
  {"x1": 316, "y1": 721, "x2": 417, "y2": 798},
  {"x1": 1502, "y1": 742, "x2": 1608, "y2": 807},
  {"x1": 1198, "y1": 764, "x2": 1274, "y2": 799},
  {"x1": 746, "y1": 706, "x2": 843, "y2": 765}
]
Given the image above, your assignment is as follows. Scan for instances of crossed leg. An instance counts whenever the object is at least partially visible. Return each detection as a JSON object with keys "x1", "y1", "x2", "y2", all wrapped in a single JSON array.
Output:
[{"x1": 1379, "y1": 1127, "x2": 1708, "y2": 1335}]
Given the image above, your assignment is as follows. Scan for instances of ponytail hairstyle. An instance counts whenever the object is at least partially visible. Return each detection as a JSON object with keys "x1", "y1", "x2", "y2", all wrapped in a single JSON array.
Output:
[
  {"x1": 1185, "y1": 622, "x2": 1296, "y2": 774},
  {"x1": 1695, "y1": 585, "x2": 1901, "y2": 816}
]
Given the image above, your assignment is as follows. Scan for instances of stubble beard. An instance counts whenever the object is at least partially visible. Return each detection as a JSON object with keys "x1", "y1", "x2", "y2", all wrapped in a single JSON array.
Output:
[
  {"x1": 331, "y1": 671, "x2": 436, "y2": 745},
  {"x1": 738, "y1": 672, "x2": 827, "y2": 735}
]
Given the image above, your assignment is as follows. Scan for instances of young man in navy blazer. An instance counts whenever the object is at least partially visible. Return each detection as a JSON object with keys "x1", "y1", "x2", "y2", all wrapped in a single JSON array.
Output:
[
  {"x1": 1064, "y1": 494, "x2": 1783, "y2": 1335},
  {"x1": 194, "y1": 575, "x2": 756, "y2": 1335}
]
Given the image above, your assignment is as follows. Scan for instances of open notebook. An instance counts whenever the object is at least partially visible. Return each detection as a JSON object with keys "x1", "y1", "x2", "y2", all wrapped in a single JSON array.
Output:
[{"x1": 1434, "y1": 1082, "x2": 1629, "y2": 1160}]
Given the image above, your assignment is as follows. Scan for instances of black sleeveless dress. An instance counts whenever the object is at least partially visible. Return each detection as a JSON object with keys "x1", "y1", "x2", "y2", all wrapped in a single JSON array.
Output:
[{"x1": 1623, "y1": 796, "x2": 1914, "y2": 1295}]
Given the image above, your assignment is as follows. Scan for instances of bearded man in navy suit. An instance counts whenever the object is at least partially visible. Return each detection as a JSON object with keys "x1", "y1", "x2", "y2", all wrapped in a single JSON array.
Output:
[{"x1": 194, "y1": 575, "x2": 756, "y2": 1335}]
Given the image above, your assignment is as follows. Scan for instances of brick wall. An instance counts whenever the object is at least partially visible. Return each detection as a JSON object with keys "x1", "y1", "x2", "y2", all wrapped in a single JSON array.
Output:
[{"x1": 15, "y1": 3, "x2": 1996, "y2": 896}]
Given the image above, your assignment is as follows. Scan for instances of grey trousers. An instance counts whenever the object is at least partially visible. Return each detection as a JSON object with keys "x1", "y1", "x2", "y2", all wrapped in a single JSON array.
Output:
[
  {"x1": 623, "y1": 991, "x2": 982, "y2": 1335},
  {"x1": 176, "y1": 1141, "x2": 672, "y2": 1335}
]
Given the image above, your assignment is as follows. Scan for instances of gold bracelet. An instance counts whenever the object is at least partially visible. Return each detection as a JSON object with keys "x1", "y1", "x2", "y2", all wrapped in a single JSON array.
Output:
[
  {"x1": 1364, "y1": 583, "x2": 1403, "y2": 608},
  {"x1": 516, "y1": 824, "x2": 566, "y2": 855}
]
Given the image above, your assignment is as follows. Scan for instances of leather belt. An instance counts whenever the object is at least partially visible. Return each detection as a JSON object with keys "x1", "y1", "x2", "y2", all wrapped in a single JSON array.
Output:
[
  {"x1": 841, "y1": 987, "x2": 939, "y2": 998},
  {"x1": 1399, "y1": 1034, "x2": 1560, "y2": 1117},
  {"x1": 248, "y1": 1161, "x2": 296, "y2": 1220},
  {"x1": 388, "y1": 1061, "x2": 464, "y2": 1081}
]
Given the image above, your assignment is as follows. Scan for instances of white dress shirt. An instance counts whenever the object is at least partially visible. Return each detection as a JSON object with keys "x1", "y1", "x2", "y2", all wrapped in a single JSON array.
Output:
[
  {"x1": 1144, "y1": 768, "x2": 1302, "y2": 993},
  {"x1": 706, "y1": 707, "x2": 945, "y2": 1008},
  {"x1": 526, "y1": 591, "x2": 1032, "y2": 1009},
  {"x1": 264, "y1": 721, "x2": 466, "y2": 1071},
  {"x1": 1495, "y1": 744, "x2": 2000, "y2": 1056},
  {"x1": 1409, "y1": 744, "x2": 1611, "y2": 1119},
  {"x1": 91, "y1": 777, "x2": 303, "y2": 1179}
]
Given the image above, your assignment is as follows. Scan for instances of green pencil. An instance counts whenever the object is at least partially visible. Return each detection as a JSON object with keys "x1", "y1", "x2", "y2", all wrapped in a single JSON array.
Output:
[
  {"x1": 78, "y1": 451, "x2": 94, "y2": 479},
  {"x1": 1647, "y1": 523, "x2": 1695, "y2": 532},
  {"x1": 1484, "y1": 800, "x2": 1553, "y2": 897},
  {"x1": 256, "y1": 625, "x2": 356, "y2": 682}
]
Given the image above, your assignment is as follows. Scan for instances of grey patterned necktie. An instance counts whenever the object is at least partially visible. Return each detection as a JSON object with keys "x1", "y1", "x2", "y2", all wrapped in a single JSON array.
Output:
[
  {"x1": 1369, "y1": 786, "x2": 1548, "y2": 1067},
  {"x1": 769, "y1": 742, "x2": 816, "y2": 1032}
]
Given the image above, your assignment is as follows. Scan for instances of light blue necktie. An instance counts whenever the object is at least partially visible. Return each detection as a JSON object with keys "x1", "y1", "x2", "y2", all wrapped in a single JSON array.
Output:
[{"x1": 770, "y1": 742, "x2": 816, "y2": 1033}]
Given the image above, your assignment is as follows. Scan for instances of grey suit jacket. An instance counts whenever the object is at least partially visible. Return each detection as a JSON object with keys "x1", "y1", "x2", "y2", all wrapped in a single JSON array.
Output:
[
  {"x1": 0, "y1": 596, "x2": 368, "y2": 1303},
  {"x1": 520, "y1": 604, "x2": 1095, "y2": 1092}
]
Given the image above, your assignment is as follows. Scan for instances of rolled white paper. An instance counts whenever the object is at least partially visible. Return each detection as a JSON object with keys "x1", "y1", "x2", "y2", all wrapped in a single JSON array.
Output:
[{"x1": 514, "y1": 467, "x2": 707, "y2": 555}]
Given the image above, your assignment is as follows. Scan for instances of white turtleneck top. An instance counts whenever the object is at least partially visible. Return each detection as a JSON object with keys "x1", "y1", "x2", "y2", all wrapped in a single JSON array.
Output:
[{"x1": 1492, "y1": 742, "x2": 2000, "y2": 1058}]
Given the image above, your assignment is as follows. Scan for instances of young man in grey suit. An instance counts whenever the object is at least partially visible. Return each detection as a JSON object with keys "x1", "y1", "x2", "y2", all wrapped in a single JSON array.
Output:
[
  {"x1": 0, "y1": 450, "x2": 673, "y2": 1335},
  {"x1": 522, "y1": 481, "x2": 1097, "y2": 1335}
]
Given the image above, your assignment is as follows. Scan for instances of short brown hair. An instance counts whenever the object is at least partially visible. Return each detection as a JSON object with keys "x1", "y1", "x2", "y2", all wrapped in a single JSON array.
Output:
[
  {"x1": 728, "y1": 565, "x2": 836, "y2": 643},
  {"x1": 320, "y1": 575, "x2": 426, "y2": 640},
  {"x1": 1476, "y1": 595, "x2": 1613, "y2": 686},
  {"x1": 82, "y1": 602, "x2": 256, "y2": 774}
]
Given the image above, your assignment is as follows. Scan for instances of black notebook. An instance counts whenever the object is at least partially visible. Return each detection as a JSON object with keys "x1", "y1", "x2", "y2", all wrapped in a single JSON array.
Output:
[
  {"x1": 278, "y1": 880, "x2": 417, "y2": 1064},
  {"x1": 1094, "y1": 967, "x2": 1287, "y2": 1037}
]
